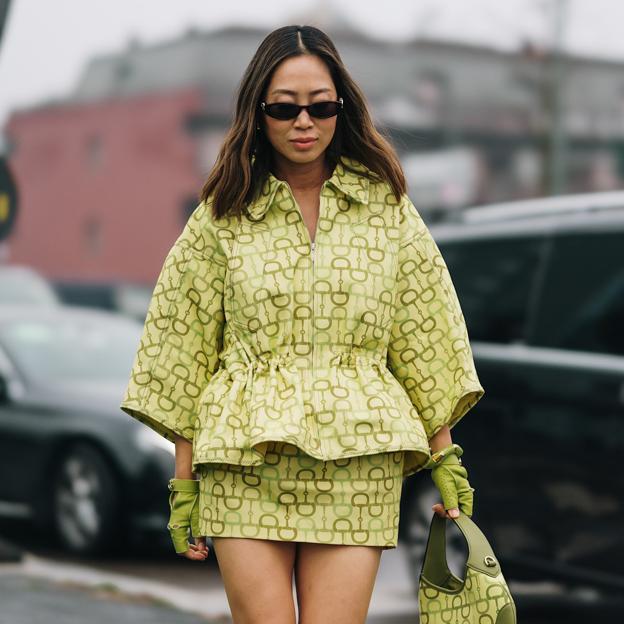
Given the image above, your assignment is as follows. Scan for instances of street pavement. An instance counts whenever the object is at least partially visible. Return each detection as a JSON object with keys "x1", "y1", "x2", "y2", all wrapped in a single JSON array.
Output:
[
  {"x1": 1, "y1": 526, "x2": 621, "y2": 623},
  {"x1": 0, "y1": 541, "x2": 420, "y2": 623},
  {"x1": 0, "y1": 572, "x2": 224, "y2": 624}
]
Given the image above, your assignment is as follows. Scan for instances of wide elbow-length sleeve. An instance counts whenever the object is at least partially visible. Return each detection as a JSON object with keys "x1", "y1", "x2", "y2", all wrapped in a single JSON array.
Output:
[
  {"x1": 386, "y1": 198, "x2": 485, "y2": 441},
  {"x1": 119, "y1": 203, "x2": 226, "y2": 443}
]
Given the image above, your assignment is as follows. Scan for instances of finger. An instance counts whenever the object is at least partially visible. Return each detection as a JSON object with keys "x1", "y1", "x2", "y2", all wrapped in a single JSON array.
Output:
[
  {"x1": 432, "y1": 503, "x2": 447, "y2": 518},
  {"x1": 433, "y1": 503, "x2": 455, "y2": 519}
]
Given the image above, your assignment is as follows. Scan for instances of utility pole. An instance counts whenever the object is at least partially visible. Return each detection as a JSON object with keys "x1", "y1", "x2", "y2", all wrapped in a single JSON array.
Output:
[
  {"x1": 0, "y1": 0, "x2": 11, "y2": 50},
  {"x1": 544, "y1": 0, "x2": 570, "y2": 195}
]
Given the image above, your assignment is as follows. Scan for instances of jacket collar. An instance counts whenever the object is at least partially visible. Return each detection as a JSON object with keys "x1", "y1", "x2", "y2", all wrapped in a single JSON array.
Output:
[{"x1": 247, "y1": 155, "x2": 371, "y2": 220}]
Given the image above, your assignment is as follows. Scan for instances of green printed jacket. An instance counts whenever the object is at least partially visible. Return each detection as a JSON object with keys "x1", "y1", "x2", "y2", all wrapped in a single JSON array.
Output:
[{"x1": 120, "y1": 155, "x2": 485, "y2": 478}]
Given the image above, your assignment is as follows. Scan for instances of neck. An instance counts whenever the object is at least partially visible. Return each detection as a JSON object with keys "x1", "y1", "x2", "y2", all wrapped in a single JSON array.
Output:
[{"x1": 271, "y1": 154, "x2": 332, "y2": 192}]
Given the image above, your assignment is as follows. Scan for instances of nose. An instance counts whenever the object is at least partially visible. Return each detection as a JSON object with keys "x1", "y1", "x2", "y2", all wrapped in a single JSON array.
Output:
[{"x1": 294, "y1": 108, "x2": 313, "y2": 127}]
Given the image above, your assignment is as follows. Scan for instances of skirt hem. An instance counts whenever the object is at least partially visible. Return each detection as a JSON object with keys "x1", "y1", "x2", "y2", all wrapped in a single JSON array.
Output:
[{"x1": 201, "y1": 530, "x2": 398, "y2": 550}]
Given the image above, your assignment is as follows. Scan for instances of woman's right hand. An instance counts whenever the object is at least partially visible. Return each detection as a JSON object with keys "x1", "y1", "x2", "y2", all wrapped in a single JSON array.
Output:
[{"x1": 425, "y1": 444, "x2": 474, "y2": 518}]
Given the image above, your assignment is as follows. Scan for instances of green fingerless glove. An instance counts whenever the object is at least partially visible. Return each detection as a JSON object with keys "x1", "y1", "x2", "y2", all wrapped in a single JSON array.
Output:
[
  {"x1": 167, "y1": 478, "x2": 201, "y2": 554},
  {"x1": 424, "y1": 443, "x2": 475, "y2": 517}
]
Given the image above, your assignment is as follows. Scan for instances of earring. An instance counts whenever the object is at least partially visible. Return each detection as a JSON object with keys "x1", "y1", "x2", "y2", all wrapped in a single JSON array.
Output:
[{"x1": 256, "y1": 124, "x2": 260, "y2": 131}]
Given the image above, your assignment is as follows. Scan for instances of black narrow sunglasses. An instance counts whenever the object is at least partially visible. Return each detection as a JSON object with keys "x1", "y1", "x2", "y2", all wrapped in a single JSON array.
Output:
[{"x1": 260, "y1": 97, "x2": 343, "y2": 120}]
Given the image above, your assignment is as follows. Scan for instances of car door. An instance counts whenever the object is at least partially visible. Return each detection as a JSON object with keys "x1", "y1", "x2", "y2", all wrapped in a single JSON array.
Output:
[
  {"x1": 0, "y1": 344, "x2": 42, "y2": 506},
  {"x1": 438, "y1": 233, "x2": 552, "y2": 565},
  {"x1": 516, "y1": 227, "x2": 624, "y2": 588}
]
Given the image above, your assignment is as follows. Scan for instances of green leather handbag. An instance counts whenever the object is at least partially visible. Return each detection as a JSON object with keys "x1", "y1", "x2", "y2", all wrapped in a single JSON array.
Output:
[{"x1": 418, "y1": 510, "x2": 517, "y2": 623}]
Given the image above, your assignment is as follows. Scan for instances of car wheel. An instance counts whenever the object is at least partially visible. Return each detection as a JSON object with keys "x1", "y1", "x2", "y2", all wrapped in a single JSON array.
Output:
[
  {"x1": 402, "y1": 483, "x2": 468, "y2": 591},
  {"x1": 52, "y1": 441, "x2": 120, "y2": 555}
]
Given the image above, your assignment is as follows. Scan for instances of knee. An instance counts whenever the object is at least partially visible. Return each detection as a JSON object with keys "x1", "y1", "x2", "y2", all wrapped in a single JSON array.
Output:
[
  {"x1": 229, "y1": 595, "x2": 296, "y2": 624},
  {"x1": 224, "y1": 565, "x2": 296, "y2": 624}
]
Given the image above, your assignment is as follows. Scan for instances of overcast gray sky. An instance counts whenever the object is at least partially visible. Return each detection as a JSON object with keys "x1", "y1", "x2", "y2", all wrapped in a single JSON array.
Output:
[{"x1": 1, "y1": 0, "x2": 624, "y2": 128}]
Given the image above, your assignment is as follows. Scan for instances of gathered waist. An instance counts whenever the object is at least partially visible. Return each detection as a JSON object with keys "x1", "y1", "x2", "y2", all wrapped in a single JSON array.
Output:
[
  {"x1": 210, "y1": 342, "x2": 390, "y2": 413},
  {"x1": 220, "y1": 342, "x2": 388, "y2": 377}
]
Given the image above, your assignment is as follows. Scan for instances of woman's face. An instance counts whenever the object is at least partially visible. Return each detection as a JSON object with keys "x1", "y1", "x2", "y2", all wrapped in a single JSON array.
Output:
[{"x1": 260, "y1": 54, "x2": 339, "y2": 168}]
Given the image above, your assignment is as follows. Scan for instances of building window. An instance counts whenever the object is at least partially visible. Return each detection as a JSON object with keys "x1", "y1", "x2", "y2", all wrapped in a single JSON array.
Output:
[
  {"x1": 114, "y1": 58, "x2": 132, "y2": 84},
  {"x1": 85, "y1": 134, "x2": 103, "y2": 170},
  {"x1": 83, "y1": 215, "x2": 102, "y2": 256}
]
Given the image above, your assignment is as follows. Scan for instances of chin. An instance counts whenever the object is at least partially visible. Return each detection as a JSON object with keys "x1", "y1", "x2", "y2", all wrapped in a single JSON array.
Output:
[{"x1": 290, "y1": 147, "x2": 324, "y2": 160}]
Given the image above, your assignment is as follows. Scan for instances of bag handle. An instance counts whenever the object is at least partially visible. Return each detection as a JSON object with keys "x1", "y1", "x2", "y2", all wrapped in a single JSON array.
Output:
[{"x1": 421, "y1": 510, "x2": 502, "y2": 586}]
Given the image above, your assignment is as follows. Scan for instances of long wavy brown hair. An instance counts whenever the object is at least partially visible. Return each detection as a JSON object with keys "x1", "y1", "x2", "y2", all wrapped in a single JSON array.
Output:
[{"x1": 199, "y1": 24, "x2": 407, "y2": 221}]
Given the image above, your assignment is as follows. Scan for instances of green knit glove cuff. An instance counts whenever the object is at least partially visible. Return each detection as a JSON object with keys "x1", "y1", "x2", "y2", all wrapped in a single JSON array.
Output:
[
  {"x1": 423, "y1": 443, "x2": 463, "y2": 470},
  {"x1": 425, "y1": 445, "x2": 475, "y2": 517},
  {"x1": 167, "y1": 478, "x2": 201, "y2": 554},
  {"x1": 168, "y1": 477, "x2": 199, "y2": 493}
]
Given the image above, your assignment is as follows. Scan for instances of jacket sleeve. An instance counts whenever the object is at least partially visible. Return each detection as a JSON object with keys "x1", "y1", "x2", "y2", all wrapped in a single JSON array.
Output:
[
  {"x1": 386, "y1": 195, "x2": 485, "y2": 441},
  {"x1": 119, "y1": 201, "x2": 226, "y2": 443}
]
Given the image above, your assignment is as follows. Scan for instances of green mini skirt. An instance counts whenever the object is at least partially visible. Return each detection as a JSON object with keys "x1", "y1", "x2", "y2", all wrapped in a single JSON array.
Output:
[{"x1": 197, "y1": 441, "x2": 405, "y2": 549}]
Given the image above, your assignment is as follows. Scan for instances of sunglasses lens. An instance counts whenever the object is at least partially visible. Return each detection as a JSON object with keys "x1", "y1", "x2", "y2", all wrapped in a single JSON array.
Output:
[
  {"x1": 267, "y1": 103, "x2": 300, "y2": 120},
  {"x1": 309, "y1": 102, "x2": 339, "y2": 118}
]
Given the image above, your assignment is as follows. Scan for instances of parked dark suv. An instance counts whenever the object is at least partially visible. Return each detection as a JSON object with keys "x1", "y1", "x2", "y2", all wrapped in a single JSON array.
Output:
[{"x1": 398, "y1": 190, "x2": 624, "y2": 607}]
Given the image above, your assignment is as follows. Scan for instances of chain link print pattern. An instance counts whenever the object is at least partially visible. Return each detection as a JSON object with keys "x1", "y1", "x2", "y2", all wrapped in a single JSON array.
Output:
[
  {"x1": 199, "y1": 440, "x2": 404, "y2": 548},
  {"x1": 120, "y1": 156, "x2": 485, "y2": 484},
  {"x1": 419, "y1": 566, "x2": 516, "y2": 623}
]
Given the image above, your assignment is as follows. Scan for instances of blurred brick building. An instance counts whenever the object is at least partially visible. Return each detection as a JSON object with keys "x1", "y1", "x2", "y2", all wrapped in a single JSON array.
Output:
[
  {"x1": 3, "y1": 15, "x2": 624, "y2": 283},
  {"x1": 5, "y1": 88, "x2": 206, "y2": 282}
]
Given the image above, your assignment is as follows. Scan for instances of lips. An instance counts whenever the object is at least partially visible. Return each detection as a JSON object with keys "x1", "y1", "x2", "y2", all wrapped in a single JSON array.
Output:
[{"x1": 291, "y1": 138, "x2": 317, "y2": 144}]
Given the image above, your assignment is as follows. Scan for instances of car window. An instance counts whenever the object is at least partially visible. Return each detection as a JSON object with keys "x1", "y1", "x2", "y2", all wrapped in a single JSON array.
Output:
[
  {"x1": 0, "y1": 271, "x2": 59, "y2": 306},
  {"x1": 0, "y1": 317, "x2": 142, "y2": 383},
  {"x1": 531, "y1": 231, "x2": 624, "y2": 356},
  {"x1": 438, "y1": 236, "x2": 546, "y2": 344}
]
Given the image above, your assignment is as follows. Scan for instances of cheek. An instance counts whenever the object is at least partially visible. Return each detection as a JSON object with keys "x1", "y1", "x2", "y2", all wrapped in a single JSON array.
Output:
[
  {"x1": 318, "y1": 120, "x2": 337, "y2": 145},
  {"x1": 265, "y1": 120, "x2": 289, "y2": 141}
]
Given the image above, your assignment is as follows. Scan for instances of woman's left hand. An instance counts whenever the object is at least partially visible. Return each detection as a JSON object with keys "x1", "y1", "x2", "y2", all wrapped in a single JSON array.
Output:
[{"x1": 427, "y1": 450, "x2": 475, "y2": 518}]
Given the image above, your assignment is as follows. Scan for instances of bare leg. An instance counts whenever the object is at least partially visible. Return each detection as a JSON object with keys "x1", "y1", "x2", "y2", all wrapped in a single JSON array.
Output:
[
  {"x1": 211, "y1": 536, "x2": 297, "y2": 624},
  {"x1": 294, "y1": 543, "x2": 383, "y2": 624}
]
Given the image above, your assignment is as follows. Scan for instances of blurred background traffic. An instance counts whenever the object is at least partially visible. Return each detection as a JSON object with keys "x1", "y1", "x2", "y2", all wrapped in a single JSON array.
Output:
[{"x1": 0, "y1": 1, "x2": 623, "y2": 622}]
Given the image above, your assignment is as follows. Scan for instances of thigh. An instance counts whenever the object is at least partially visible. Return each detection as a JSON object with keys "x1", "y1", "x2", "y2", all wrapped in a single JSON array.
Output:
[
  {"x1": 294, "y1": 543, "x2": 383, "y2": 624},
  {"x1": 212, "y1": 537, "x2": 297, "y2": 624}
]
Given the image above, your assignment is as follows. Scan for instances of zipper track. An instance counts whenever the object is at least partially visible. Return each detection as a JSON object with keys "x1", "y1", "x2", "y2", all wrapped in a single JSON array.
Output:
[
  {"x1": 311, "y1": 212, "x2": 320, "y2": 454},
  {"x1": 310, "y1": 185, "x2": 324, "y2": 455},
  {"x1": 290, "y1": 181, "x2": 325, "y2": 456}
]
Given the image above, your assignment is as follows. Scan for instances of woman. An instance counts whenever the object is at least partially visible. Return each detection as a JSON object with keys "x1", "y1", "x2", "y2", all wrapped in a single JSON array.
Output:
[{"x1": 120, "y1": 24, "x2": 484, "y2": 624}]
